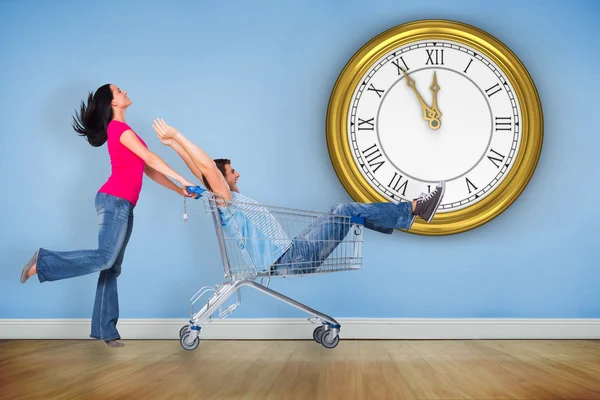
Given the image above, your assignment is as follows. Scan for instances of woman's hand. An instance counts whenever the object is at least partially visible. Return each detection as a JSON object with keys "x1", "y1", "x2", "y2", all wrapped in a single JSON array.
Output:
[
  {"x1": 180, "y1": 179, "x2": 200, "y2": 198},
  {"x1": 181, "y1": 186, "x2": 197, "y2": 198},
  {"x1": 144, "y1": 165, "x2": 198, "y2": 198}
]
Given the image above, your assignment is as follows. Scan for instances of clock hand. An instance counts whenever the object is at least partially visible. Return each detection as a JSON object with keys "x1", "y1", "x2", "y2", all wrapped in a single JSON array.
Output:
[
  {"x1": 400, "y1": 68, "x2": 438, "y2": 124},
  {"x1": 428, "y1": 71, "x2": 442, "y2": 130}
]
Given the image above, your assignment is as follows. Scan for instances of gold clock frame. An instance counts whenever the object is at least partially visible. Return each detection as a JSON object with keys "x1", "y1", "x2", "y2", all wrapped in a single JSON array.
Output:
[{"x1": 326, "y1": 19, "x2": 543, "y2": 235}]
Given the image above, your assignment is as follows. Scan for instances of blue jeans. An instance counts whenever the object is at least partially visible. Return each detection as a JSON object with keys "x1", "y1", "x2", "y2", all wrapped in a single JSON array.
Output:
[
  {"x1": 272, "y1": 201, "x2": 412, "y2": 275},
  {"x1": 36, "y1": 192, "x2": 134, "y2": 341}
]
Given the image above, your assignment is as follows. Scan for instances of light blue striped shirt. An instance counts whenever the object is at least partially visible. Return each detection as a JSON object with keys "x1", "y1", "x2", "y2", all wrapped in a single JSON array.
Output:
[{"x1": 218, "y1": 192, "x2": 292, "y2": 269}]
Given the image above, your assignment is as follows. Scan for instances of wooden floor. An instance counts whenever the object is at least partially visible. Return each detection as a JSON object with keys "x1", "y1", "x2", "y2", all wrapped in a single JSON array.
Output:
[{"x1": 2, "y1": 339, "x2": 600, "y2": 399}]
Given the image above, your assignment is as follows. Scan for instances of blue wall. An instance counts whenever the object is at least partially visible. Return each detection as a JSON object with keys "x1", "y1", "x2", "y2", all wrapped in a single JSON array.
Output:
[{"x1": 1, "y1": 0, "x2": 599, "y2": 320}]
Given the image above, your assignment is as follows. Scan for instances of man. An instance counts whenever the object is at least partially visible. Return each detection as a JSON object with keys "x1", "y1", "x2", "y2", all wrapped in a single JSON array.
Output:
[{"x1": 152, "y1": 118, "x2": 445, "y2": 275}]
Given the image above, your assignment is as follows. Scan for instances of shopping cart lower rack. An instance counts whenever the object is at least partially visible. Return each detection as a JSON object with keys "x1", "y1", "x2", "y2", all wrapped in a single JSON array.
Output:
[{"x1": 178, "y1": 187, "x2": 365, "y2": 350}]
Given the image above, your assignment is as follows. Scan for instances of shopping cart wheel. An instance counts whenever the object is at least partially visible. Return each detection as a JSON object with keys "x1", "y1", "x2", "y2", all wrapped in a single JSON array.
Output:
[
  {"x1": 313, "y1": 325, "x2": 325, "y2": 344},
  {"x1": 321, "y1": 330, "x2": 340, "y2": 349},
  {"x1": 179, "y1": 325, "x2": 190, "y2": 339},
  {"x1": 180, "y1": 331, "x2": 200, "y2": 351}
]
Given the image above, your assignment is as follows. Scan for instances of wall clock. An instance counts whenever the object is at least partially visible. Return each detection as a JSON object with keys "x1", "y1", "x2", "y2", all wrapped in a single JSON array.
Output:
[{"x1": 326, "y1": 19, "x2": 543, "y2": 235}]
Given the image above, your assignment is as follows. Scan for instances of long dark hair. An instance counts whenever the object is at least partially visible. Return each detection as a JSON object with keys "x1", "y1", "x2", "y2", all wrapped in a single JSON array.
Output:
[{"x1": 72, "y1": 84, "x2": 114, "y2": 147}]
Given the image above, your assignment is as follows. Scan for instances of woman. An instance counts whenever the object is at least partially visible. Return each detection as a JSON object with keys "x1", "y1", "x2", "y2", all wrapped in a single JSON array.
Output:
[{"x1": 19, "y1": 84, "x2": 197, "y2": 347}]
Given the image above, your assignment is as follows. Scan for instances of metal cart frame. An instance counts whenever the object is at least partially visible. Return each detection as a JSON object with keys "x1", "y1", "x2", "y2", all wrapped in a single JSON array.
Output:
[{"x1": 179, "y1": 189, "x2": 364, "y2": 350}]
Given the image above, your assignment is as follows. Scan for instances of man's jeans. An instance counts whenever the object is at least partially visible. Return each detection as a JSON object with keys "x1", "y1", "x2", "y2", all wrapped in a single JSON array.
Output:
[
  {"x1": 36, "y1": 192, "x2": 134, "y2": 341},
  {"x1": 272, "y1": 201, "x2": 412, "y2": 275}
]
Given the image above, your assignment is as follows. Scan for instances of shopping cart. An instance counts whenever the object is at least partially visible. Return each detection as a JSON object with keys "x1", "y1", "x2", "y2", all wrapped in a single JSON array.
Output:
[{"x1": 178, "y1": 186, "x2": 365, "y2": 350}]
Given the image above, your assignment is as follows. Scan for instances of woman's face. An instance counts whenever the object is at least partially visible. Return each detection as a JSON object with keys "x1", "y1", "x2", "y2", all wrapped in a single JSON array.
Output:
[{"x1": 110, "y1": 84, "x2": 132, "y2": 108}]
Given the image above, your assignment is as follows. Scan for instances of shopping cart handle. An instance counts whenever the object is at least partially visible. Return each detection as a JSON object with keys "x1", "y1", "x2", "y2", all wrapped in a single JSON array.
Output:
[
  {"x1": 186, "y1": 186, "x2": 206, "y2": 199},
  {"x1": 351, "y1": 216, "x2": 365, "y2": 225}
]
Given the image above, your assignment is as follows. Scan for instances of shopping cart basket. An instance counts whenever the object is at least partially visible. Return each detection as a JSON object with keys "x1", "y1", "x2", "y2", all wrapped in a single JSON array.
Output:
[{"x1": 178, "y1": 186, "x2": 365, "y2": 350}]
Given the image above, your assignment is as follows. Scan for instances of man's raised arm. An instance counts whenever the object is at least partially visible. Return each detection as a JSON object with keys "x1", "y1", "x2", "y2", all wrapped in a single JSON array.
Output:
[{"x1": 152, "y1": 118, "x2": 232, "y2": 201}]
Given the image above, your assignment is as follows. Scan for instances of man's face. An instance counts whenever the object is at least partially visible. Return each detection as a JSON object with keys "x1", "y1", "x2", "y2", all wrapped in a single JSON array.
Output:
[{"x1": 224, "y1": 164, "x2": 240, "y2": 192}]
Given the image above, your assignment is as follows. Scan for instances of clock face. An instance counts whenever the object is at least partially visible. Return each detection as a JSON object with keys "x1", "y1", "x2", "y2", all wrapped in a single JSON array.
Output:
[
  {"x1": 327, "y1": 20, "x2": 543, "y2": 235},
  {"x1": 348, "y1": 39, "x2": 521, "y2": 212}
]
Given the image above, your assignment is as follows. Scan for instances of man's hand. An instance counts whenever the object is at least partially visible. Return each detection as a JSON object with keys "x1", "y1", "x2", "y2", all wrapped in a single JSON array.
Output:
[
  {"x1": 152, "y1": 118, "x2": 179, "y2": 140},
  {"x1": 158, "y1": 136, "x2": 176, "y2": 147}
]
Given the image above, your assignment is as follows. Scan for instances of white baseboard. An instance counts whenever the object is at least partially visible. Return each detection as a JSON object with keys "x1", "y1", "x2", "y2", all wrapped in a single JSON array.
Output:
[{"x1": 2, "y1": 318, "x2": 600, "y2": 340}]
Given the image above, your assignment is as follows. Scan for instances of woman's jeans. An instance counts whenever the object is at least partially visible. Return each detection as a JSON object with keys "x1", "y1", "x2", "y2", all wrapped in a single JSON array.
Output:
[
  {"x1": 272, "y1": 201, "x2": 412, "y2": 275},
  {"x1": 36, "y1": 192, "x2": 134, "y2": 341}
]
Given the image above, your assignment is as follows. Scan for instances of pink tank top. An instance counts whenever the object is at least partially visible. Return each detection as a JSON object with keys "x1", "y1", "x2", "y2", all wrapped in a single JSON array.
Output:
[{"x1": 98, "y1": 120, "x2": 147, "y2": 206}]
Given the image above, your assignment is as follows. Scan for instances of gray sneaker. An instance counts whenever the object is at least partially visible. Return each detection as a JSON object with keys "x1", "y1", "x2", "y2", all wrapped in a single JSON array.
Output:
[{"x1": 412, "y1": 181, "x2": 446, "y2": 223}]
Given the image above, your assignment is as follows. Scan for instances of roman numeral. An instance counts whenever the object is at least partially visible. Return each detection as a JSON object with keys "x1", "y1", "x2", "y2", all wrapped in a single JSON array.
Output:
[
  {"x1": 391, "y1": 57, "x2": 409, "y2": 74},
  {"x1": 362, "y1": 144, "x2": 385, "y2": 173},
  {"x1": 387, "y1": 172, "x2": 409, "y2": 196},
  {"x1": 358, "y1": 117, "x2": 374, "y2": 131},
  {"x1": 464, "y1": 59, "x2": 473, "y2": 73},
  {"x1": 367, "y1": 83, "x2": 384, "y2": 98},
  {"x1": 495, "y1": 116, "x2": 512, "y2": 131},
  {"x1": 465, "y1": 177, "x2": 478, "y2": 194},
  {"x1": 425, "y1": 49, "x2": 444, "y2": 65},
  {"x1": 487, "y1": 149, "x2": 505, "y2": 168},
  {"x1": 485, "y1": 83, "x2": 502, "y2": 97}
]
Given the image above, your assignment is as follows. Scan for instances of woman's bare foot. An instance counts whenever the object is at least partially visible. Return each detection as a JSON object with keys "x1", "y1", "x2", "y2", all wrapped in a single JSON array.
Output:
[{"x1": 105, "y1": 340, "x2": 125, "y2": 348}]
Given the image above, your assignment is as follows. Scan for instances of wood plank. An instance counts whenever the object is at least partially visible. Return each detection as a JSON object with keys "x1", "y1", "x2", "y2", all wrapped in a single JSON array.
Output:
[{"x1": 2, "y1": 339, "x2": 600, "y2": 400}]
